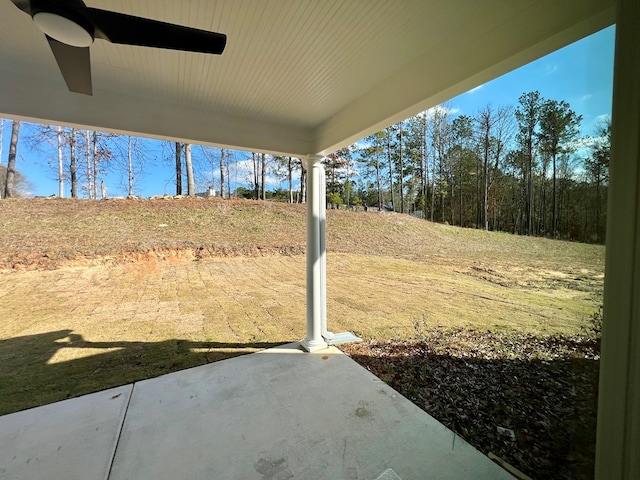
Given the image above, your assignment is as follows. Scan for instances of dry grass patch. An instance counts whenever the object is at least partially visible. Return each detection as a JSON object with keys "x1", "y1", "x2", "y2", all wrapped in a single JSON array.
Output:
[
  {"x1": 0, "y1": 197, "x2": 307, "y2": 270},
  {"x1": 0, "y1": 258, "x2": 307, "y2": 414}
]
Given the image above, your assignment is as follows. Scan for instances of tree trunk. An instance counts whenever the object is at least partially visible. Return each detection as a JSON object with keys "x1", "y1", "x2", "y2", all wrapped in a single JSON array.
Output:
[
  {"x1": 3, "y1": 120, "x2": 20, "y2": 198},
  {"x1": 595, "y1": 173, "x2": 601, "y2": 242},
  {"x1": 386, "y1": 129, "x2": 394, "y2": 211},
  {"x1": 252, "y1": 152, "x2": 259, "y2": 199},
  {"x1": 528, "y1": 155, "x2": 534, "y2": 235},
  {"x1": 345, "y1": 163, "x2": 351, "y2": 208},
  {"x1": 287, "y1": 157, "x2": 293, "y2": 203},
  {"x1": 375, "y1": 152, "x2": 382, "y2": 211},
  {"x1": 538, "y1": 158, "x2": 553, "y2": 236},
  {"x1": 430, "y1": 178, "x2": 436, "y2": 222},
  {"x1": 477, "y1": 106, "x2": 494, "y2": 231},
  {"x1": 261, "y1": 153, "x2": 266, "y2": 200},
  {"x1": 70, "y1": 128, "x2": 78, "y2": 198},
  {"x1": 226, "y1": 155, "x2": 231, "y2": 199},
  {"x1": 299, "y1": 161, "x2": 306, "y2": 203},
  {"x1": 175, "y1": 142, "x2": 182, "y2": 195},
  {"x1": 552, "y1": 153, "x2": 557, "y2": 237},
  {"x1": 476, "y1": 149, "x2": 481, "y2": 228},
  {"x1": 421, "y1": 115, "x2": 428, "y2": 219},
  {"x1": 398, "y1": 127, "x2": 404, "y2": 214},
  {"x1": 127, "y1": 136, "x2": 134, "y2": 197},
  {"x1": 85, "y1": 130, "x2": 93, "y2": 198},
  {"x1": 185, "y1": 143, "x2": 194, "y2": 196},
  {"x1": 92, "y1": 131, "x2": 98, "y2": 199},
  {"x1": 440, "y1": 156, "x2": 445, "y2": 223},
  {"x1": 459, "y1": 159, "x2": 463, "y2": 226},
  {"x1": 220, "y1": 148, "x2": 226, "y2": 199},
  {"x1": 483, "y1": 139, "x2": 489, "y2": 231},
  {"x1": 451, "y1": 174, "x2": 455, "y2": 226},
  {"x1": 57, "y1": 126, "x2": 64, "y2": 198}
]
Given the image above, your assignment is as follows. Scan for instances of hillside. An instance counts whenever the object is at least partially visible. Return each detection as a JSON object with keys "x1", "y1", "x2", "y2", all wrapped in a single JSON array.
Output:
[
  {"x1": 1, "y1": 197, "x2": 605, "y2": 333},
  {"x1": 0, "y1": 196, "x2": 604, "y2": 272}
]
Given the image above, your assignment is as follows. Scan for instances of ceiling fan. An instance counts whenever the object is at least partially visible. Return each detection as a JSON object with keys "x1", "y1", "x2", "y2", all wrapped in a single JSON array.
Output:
[{"x1": 9, "y1": 0, "x2": 227, "y2": 95}]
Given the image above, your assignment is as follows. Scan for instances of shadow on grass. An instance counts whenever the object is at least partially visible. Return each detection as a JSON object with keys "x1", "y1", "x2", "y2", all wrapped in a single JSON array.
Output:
[
  {"x1": 342, "y1": 338, "x2": 599, "y2": 480},
  {"x1": 0, "y1": 330, "x2": 292, "y2": 416}
]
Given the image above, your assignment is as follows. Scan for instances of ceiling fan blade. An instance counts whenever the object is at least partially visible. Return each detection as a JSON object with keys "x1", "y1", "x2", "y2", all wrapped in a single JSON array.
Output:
[
  {"x1": 82, "y1": 8, "x2": 227, "y2": 55},
  {"x1": 9, "y1": 0, "x2": 33, "y2": 15},
  {"x1": 11, "y1": 0, "x2": 89, "y2": 16},
  {"x1": 47, "y1": 36, "x2": 92, "y2": 95}
]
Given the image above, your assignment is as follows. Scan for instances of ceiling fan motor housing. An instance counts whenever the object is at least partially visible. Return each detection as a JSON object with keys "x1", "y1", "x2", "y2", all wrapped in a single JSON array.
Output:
[{"x1": 31, "y1": 2, "x2": 94, "y2": 47}]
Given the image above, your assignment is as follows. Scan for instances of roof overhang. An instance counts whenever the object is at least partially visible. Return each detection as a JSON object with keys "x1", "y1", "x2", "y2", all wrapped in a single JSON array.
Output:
[{"x1": 0, "y1": 0, "x2": 616, "y2": 156}]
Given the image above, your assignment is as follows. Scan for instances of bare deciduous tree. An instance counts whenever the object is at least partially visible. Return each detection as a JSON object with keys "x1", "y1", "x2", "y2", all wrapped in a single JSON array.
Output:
[
  {"x1": 220, "y1": 147, "x2": 226, "y2": 199},
  {"x1": 175, "y1": 142, "x2": 182, "y2": 195},
  {"x1": 3, "y1": 120, "x2": 21, "y2": 198},
  {"x1": 69, "y1": 128, "x2": 78, "y2": 198},
  {"x1": 185, "y1": 143, "x2": 194, "y2": 196},
  {"x1": 261, "y1": 153, "x2": 266, "y2": 200},
  {"x1": 56, "y1": 126, "x2": 64, "y2": 197}
]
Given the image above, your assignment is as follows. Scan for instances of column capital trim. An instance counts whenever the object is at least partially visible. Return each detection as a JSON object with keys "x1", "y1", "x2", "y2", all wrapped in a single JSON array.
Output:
[{"x1": 305, "y1": 154, "x2": 325, "y2": 165}]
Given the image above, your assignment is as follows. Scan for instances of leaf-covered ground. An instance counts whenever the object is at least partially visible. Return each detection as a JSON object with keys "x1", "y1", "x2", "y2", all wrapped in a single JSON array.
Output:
[{"x1": 341, "y1": 329, "x2": 600, "y2": 480}]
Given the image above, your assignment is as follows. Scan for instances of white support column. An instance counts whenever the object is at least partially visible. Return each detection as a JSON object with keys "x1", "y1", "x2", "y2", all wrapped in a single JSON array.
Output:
[
  {"x1": 301, "y1": 155, "x2": 328, "y2": 352},
  {"x1": 318, "y1": 160, "x2": 362, "y2": 347},
  {"x1": 595, "y1": 0, "x2": 640, "y2": 477},
  {"x1": 319, "y1": 165, "x2": 334, "y2": 341}
]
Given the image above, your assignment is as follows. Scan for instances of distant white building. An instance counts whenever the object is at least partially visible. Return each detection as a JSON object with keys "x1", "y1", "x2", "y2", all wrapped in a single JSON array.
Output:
[{"x1": 196, "y1": 187, "x2": 216, "y2": 198}]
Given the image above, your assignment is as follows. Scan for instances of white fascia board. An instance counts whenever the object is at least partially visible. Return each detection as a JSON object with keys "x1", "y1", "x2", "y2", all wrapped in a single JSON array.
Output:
[
  {"x1": 0, "y1": 69, "x2": 314, "y2": 157},
  {"x1": 313, "y1": 1, "x2": 615, "y2": 156}
]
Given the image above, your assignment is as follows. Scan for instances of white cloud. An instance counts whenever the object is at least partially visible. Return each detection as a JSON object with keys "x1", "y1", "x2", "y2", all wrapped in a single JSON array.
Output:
[
  {"x1": 579, "y1": 94, "x2": 593, "y2": 102},
  {"x1": 568, "y1": 137, "x2": 599, "y2": 151},
  {"x1": 232, "y1": 158, "x2": 283, "y2": 189},
  {"x1": 231, "y1": 158, "x2": 252, "y2": 177},
  {"x1": 567, "y1": 135, "x2": 608, "y2": 157},
  {"x1": 421, "y1": 105, "x2": 461, "y2": 119},
  {"x1": 594, "y1": 114, "x2": 611, "y2": 125}
]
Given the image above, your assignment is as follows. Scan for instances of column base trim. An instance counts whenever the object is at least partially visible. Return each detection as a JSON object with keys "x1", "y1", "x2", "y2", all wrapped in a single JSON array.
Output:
[
  {"x1": 300, "y1": 338, "x2": 328, "y2": 352},
  {"x1": 325, "y1": 332, "x2": 363, "y2": 346}
]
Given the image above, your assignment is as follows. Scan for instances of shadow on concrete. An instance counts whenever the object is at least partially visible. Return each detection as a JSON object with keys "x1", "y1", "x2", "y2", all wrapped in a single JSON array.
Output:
[{"x1": 0, "y1": 329, "x2": 291, "y2": 416}]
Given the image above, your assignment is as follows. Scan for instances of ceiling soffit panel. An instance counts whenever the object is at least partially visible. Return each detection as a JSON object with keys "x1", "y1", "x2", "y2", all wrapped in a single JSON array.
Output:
[
  {"x1": 80, "y1": 0, "x2": 446, "y2": 127},
  {"x1": 0, "y1": 0, "x2": 616, "y2": 156}
]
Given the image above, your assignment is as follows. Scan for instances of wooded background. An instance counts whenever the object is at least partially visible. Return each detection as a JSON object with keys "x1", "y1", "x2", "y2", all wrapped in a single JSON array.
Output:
[{"x1": 1, "y1": 90, "x2": 609, "y2": 244}]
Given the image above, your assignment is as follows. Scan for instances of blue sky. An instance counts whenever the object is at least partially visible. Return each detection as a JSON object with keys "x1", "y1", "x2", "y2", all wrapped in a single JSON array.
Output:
[
  {"x1": 447, "y1": 25, "x2": 615, "y2": 136},
  {"x1": 1, "y1": 25, "x2": 615, "y2": 198}
]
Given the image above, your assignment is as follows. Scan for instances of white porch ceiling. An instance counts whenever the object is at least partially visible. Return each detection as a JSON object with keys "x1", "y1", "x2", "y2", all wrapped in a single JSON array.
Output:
[{"x1": 0, "y1": 0, "x2": 615, "y2": 156}]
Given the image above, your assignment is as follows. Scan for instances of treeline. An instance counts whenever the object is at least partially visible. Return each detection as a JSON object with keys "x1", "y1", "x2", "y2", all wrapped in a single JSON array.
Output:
[
  {"x1": 330, "y1": 91, "x2": 609, "y2": 244},
  {"x1": 0, "y1": 118, "x2": 308, "y2": 202},
  {"x1": 1, "y1": 90, "x2": 609, "y2": 243}
]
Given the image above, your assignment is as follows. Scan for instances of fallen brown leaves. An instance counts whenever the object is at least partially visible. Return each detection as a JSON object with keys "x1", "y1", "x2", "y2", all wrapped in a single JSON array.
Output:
[{"x1": 340, "y1": 329, "x2": 600, "y2": 480}]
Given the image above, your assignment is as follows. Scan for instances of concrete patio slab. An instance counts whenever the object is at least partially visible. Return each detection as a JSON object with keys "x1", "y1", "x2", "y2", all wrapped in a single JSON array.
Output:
[
  {"x1": 109, "y1": 344, "x2": 513, "y2": 479},
  {"x1": 0, "y1": 344, "x2": 514, "y2": 479},
  {"x1": 0, "y1": 384, "x2": 133, "y2": 480}
]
